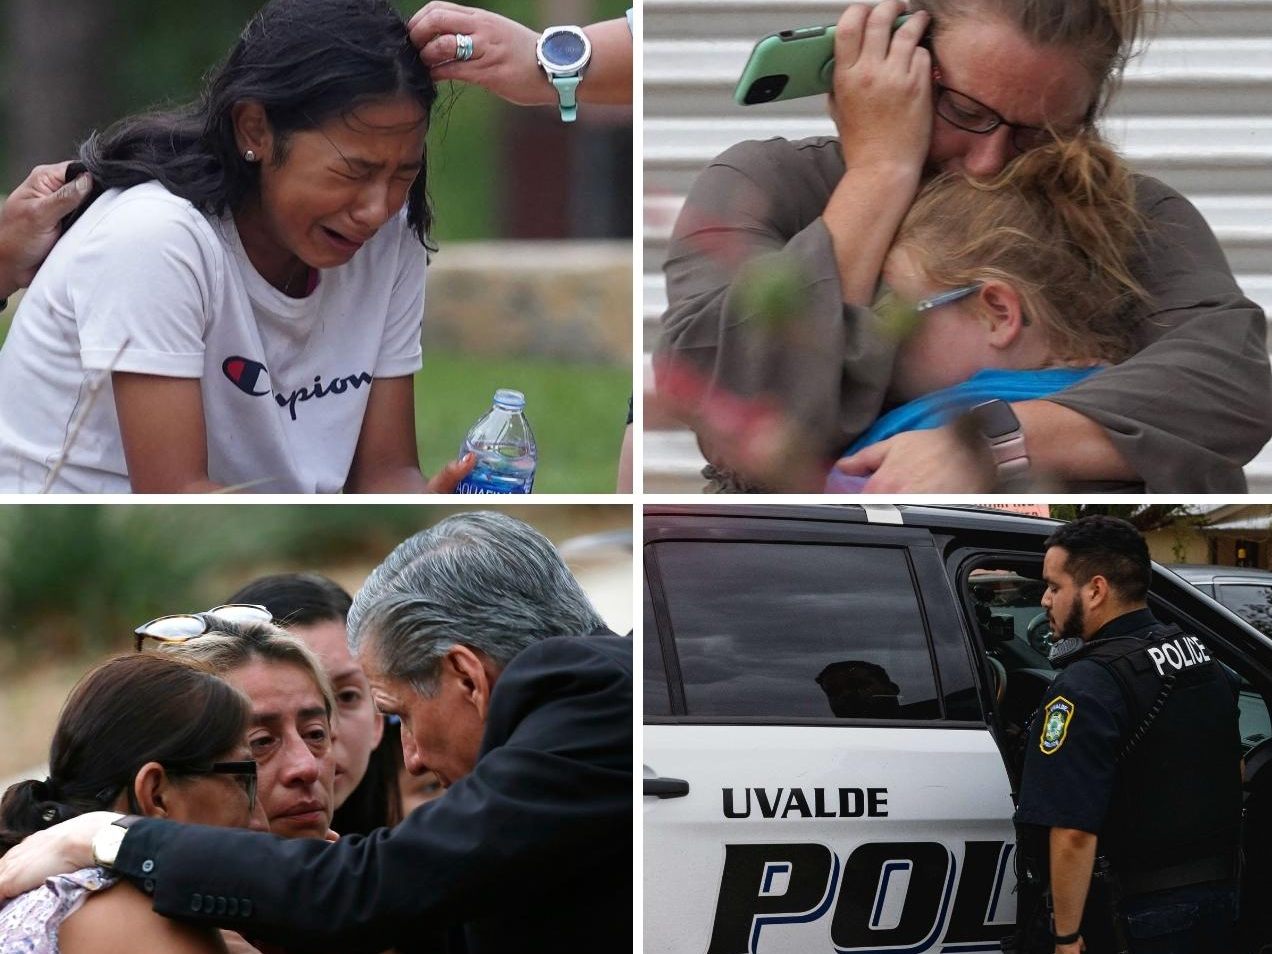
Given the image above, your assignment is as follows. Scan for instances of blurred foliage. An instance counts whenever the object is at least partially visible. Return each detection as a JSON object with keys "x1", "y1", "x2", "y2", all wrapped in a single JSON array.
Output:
[
  {"x1": 1049, "y1": 504, "x2": 1201, "y2": 533},
  {"x1": 1, "y1": 0, "x2": 629, "y2": 241},
  {"x1": 0, "y1": 504, "x2": 627, "y2": 667}
]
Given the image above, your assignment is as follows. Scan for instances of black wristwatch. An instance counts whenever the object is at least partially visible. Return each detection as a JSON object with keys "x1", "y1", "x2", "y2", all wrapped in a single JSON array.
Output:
[
  {"x1": 1051, "y1": 928, "x2": 1082, "y2": 945},
  {"x1": 968, "y1": 399, "x2": 1029, "y2": 486}
]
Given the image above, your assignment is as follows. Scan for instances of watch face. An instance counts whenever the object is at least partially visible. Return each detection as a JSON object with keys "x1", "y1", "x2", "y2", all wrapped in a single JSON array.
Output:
[
  {"x1": 541, "y1": 29, "x2": 588, "y2": 70},
  {"x1": 971, "y1": 400, "x2": 1019, "y2": 440}
]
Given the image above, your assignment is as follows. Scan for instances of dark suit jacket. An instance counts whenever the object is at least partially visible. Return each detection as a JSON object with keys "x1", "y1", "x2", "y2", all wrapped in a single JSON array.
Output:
[{"x1": 114, "y1": 633, "x2": 633, "y2": 954}]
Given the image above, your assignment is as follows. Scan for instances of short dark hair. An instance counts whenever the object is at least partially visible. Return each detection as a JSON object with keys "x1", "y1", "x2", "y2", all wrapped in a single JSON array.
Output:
[
  {"x1": 1044, "y1": 515, "x2": 1151, "y2": 602},
  {"x1": 228, "y1": 572, "x2": 352, "y2": 628}
]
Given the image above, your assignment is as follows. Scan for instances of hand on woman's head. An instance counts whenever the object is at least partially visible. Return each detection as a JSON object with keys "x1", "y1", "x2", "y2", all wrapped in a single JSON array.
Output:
[
  {"x1": 827, "y1": 1, "x2": 933, "y2": 173},
  {"x1": 409, "y1": 2, "x2": 549, "y2": 106}
]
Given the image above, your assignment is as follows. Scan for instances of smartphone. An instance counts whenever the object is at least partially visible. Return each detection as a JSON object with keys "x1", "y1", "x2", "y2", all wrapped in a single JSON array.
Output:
[{"x1": 734, "y1": 15, "x2": 912, "y2": 106}]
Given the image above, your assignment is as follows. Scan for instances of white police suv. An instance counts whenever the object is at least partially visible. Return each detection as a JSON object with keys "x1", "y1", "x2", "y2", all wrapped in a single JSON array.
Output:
[{"x1": 643, "y1": 505, "x2": 1272, "y2": 954}]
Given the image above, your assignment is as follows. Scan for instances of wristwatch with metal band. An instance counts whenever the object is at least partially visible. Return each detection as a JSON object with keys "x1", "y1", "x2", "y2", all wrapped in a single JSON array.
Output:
[
  {"x1": 968, "y1": 399, "x2": 1029, "y2": 486},
  {"x1": 536, "y1": 25, "x2": 591, "y2": 122},
  {"x1": 91, "y1": 814, "x2": 141, "y2": 868}
]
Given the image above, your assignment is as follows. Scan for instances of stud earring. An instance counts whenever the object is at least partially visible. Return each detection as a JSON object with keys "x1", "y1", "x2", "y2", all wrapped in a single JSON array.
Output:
[{"x1": 244, "y1": 149, "x2": 258, "y2": 162}]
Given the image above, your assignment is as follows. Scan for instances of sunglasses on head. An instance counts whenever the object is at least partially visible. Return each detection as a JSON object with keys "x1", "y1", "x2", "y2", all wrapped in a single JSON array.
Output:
[{"x1": 134, "y1": 603, "x2": 273, "y2": 652}]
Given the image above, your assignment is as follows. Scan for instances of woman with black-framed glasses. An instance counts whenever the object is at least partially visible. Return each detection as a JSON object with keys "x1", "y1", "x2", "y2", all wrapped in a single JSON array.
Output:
[
  {"x1": 657, "y1": 0, "x2": 1270, "y2": 493},
  {"x1": 0, "y1": 653, "x2": 265, "y2": 954}
]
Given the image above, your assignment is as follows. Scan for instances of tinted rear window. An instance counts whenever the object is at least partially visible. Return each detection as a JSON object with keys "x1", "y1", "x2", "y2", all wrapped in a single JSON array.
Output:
[{"x1": 653, "y1": 541, "x2": 941, "y2": 720}]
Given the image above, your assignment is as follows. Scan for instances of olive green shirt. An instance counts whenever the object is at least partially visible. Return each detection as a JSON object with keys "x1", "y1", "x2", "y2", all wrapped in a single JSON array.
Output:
[{"x1": 658, "y1": 136, "x2": 1272, "y2": 492}]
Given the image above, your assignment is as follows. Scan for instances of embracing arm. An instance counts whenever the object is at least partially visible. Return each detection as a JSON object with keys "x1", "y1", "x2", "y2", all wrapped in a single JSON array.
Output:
[
  {"x1": 106, "y1": 639, "x2": 632, "y2": 952},
  {"x1": 657, "y1": 2, "x2": 930, "y2": 465},
  {"x1": 1041, "y1": 177, "x2": 1271, "y2": 491},
  {"x1": 838, "y1": 180, "x2": 1269, "y2": 492}
]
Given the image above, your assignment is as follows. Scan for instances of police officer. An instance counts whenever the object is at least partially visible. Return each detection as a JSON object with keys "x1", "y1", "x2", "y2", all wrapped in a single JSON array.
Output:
[{"x1": 1014, "y1": 516, "x2": 1242, "y2": 954}]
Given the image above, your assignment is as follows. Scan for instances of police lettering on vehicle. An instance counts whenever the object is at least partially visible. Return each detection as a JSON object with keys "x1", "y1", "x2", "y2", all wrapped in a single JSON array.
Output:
[
  {"x1": 1145, "y1": 634, "x2": 1211, "y2": 676},
  {"x1": 707, "y1": 839, "x2": 1015, "y2": 954},
  {"x1": 723, "y1": 787, "x2": 889, "y2": 819}
]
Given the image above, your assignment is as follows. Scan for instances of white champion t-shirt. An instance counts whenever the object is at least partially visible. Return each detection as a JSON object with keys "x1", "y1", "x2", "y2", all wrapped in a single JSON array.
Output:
[{"x1": 0, "y1": 181, "x2": 426, "y2": 493}]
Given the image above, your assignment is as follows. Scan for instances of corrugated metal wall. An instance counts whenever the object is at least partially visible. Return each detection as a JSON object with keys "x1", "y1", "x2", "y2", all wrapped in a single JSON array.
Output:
[{"x1": 643, "y1": 0, "x2": 1272, "y2": 492}]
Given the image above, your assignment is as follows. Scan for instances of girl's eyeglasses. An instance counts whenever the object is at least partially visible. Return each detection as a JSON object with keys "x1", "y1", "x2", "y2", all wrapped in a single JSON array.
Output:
[
  {"x1": 915, "y1": 282, "x2": 984, "y2": 315},
  {"x1": 133, "y1": 603, "x2": 273, "y2": 652}
]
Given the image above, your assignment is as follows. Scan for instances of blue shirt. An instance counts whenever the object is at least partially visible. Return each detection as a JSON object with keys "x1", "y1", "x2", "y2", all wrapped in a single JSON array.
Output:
[{"x1": 842, "y1": 366, "x2": 1103, "y2": 457}]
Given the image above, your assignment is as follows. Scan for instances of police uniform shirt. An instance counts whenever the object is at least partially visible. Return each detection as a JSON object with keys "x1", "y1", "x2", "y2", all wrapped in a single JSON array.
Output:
[{"x1": 1014, "y1": 608, "x2": 1159, "y2": 835}]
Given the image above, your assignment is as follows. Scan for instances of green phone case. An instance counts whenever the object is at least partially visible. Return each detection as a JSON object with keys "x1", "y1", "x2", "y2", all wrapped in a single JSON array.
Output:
[{"x1": 734, "y1": 16, "x2": 911, "y2": 106}]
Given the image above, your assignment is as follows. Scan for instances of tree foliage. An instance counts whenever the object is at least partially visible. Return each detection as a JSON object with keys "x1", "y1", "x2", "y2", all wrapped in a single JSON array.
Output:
[{"x1": 1048, "y1": 504, "x2": 1201, "y2": 533}]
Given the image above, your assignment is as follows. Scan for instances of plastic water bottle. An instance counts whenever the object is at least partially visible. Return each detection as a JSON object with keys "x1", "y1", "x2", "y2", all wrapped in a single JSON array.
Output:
[{"x1": 455, "y1": 389, "x2": 537, "y2": 494}]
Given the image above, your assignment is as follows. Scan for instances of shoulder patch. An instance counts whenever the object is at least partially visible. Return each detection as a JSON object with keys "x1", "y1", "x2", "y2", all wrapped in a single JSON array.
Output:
[{"x1": 1039, "y1": 695, "x2": 1075, "y2": 755}]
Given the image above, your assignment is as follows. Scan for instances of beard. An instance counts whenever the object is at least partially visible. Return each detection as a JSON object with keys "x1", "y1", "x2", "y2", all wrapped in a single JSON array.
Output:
[
  {"x1": 1046, "y1": 600, "x2": 1089, "y2": 666},
  {"x1": 1056, "y1": 598, "x2": 1087, "y2": 642}
]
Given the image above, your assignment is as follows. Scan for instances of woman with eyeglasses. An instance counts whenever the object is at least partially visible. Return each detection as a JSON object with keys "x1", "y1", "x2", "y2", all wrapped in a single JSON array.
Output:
[
  {"x1": 136, "y1": 607, "x2": 339, "y2": 844},
  {"x1": 0, "y1": 653, "x2": 264, "y2": 953},
  {"x1": 658, "y1": 0, "x2": 1270, "y2": 492},
  {"x1": 825, "y1": 134, "x2": 1143, "y2": 490},
  {"x1": 0, "y1": 0, "x2": 472, "y2": 494}
]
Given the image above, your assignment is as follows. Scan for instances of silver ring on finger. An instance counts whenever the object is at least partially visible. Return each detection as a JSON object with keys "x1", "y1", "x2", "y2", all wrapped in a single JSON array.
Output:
[{"x1": 455, "y1": 33, "x2": 474, "y2": 61}]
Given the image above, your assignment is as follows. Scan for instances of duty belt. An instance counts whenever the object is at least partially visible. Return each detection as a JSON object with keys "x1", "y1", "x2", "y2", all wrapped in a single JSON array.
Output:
[{"x1": 1115, "y1": 853, "x2": 1237, "y2": 897}]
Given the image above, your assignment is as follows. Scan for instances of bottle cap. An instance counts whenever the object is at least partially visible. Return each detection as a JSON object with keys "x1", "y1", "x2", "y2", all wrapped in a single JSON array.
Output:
[{"x1": 493, "y1": 389, "x2": 526, "y2": 410}]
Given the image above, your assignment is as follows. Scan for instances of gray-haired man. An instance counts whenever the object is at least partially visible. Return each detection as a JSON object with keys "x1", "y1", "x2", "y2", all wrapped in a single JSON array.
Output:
[{"x1": 0, "y1": 511, "x2": 633, "y2": 954}]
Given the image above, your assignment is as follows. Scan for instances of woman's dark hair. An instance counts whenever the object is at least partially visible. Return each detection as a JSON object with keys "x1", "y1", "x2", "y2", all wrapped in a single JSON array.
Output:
[
  {"x1": 332, "y1": 720, "x2": 403, "y2": 835},
  {"x1": 71, "y1": 0, "x2": 436, "y2": 244},
  {"x1": 228, "y1": 572, "x2": 353, "y2": 628},
  {"x1": 0, "y1": 654, "x2": 250, "y2": 855},
  {"x1": 225, "y1": 571, "x2": 397, "y2": 834}
]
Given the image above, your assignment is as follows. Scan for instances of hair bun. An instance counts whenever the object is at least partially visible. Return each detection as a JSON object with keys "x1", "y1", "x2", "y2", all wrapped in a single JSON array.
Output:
[{"x1": 0, "y1": 778, "x2": 71, "y2": 855}]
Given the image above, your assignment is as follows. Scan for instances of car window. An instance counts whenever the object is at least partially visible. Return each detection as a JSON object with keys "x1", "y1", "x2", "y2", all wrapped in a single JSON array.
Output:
[
  {"x1": 644, "y1": 576, "x2": 672, "y2": 716},
  {"x1": 652, "y1": 541, "x2": 941, "y2": 721},
  {"x1": 1238, "y1": 688, "x2": 1272, "y2": 750},
  {"x1": 1216, "y1": 584, "x2": 1272, "y2": 638},
  {"x1": 967, "y1": 567, "x2": 1055, "y2": 672}
]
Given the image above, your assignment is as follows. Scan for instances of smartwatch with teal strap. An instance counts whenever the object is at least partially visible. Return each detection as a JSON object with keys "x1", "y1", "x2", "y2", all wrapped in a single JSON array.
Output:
[{"x1": 536, "y1": 26, "x2": 591, "y2": 123}]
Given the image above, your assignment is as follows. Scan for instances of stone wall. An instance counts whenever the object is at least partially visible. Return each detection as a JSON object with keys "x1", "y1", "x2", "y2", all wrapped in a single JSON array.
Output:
[{"x1": 423, "y1": 240, "x2": 631, "y2": 365}]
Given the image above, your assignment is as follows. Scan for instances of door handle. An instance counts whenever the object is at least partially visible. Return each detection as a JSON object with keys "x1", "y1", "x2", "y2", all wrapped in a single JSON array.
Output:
[{"x1": 644, "y1": 776, "x2": 690, "y2": 798}]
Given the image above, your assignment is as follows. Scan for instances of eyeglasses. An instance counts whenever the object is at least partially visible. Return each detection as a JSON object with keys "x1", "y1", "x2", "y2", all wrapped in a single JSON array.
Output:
[
  {"x1": 915, "y1": 281, "x2": 984, "y2": 314},
  {"x1": 97, "y1": 760, "x2": 258, "y2": 812},
  {"x1": 929, "y1": 49, "x2": 1076, "y2": 153},
  {"x1": 134, "y1": 604, "x2": 273, "y2": 652},
  {"x1": 166, "y1": 760, "x2": 259, "y2": 810},
  {"x1": 872, "y1": 281, "x2": 990, "y2": 340}
]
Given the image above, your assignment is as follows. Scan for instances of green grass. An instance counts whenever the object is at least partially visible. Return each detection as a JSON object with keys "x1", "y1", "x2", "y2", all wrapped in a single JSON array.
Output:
[{"x1": 414, "y1": 351, "x2": 628, "y2": 493}]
